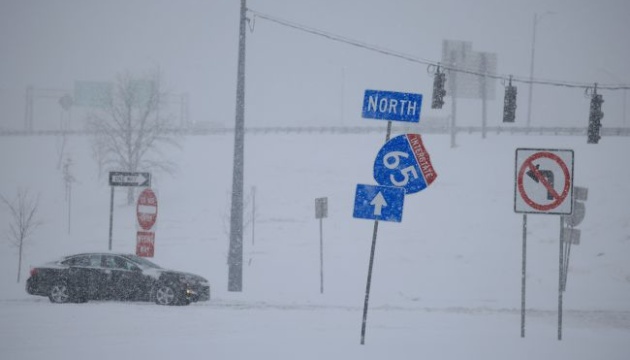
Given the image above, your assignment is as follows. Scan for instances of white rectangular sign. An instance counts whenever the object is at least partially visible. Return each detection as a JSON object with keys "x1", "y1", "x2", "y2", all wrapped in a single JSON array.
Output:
[
  {"x1": 315, "y1": 197, "x2": 328, "y2": 219},
  {"x1": 514, "y1": 148, "x2": 574, "y2": 215}
]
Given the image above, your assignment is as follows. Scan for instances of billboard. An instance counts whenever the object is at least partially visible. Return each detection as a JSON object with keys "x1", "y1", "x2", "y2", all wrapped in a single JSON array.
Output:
[
  {"x1": 441, "y1": 40, "x2": 498, "y2": 100},
  {"x1": 74, "y1": 81, "x2": 112, "y2": 107}
]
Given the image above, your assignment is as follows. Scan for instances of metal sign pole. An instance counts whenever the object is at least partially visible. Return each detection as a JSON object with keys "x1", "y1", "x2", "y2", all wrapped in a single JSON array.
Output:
[
  {"x1": 481, "y1": 53, "x2": 488, "y2": 139},
  {"x1": 558, "y1": 217, "x2": 564, "y2": 340},
  {"x1": 360, "y1": 220, "x2": 379, "y2": 345},
  {"x1": 252, "y1": 186, "x2": 256, "y2": 246},
  {"x1": 521, "y1": 213, "x2": 527, "y2": 338},
  {"x1": 68, "y1": 182, "x2": 72, "y2": 235},
  {"x1": 360, "y1": 121, "x2": 393, "y2": 345},
  {"x1": 108, "y1": 186, "x2": 114, "y2": 251},
  {"x1": 315, "y1": 197, "x2": 328, "y2": 294},
  {"x1": 562, "y1": 224, "x2": 573, "y2": 291},
  {"x1": 319, "y1": 216, "x2": 324, "y2": 294}
]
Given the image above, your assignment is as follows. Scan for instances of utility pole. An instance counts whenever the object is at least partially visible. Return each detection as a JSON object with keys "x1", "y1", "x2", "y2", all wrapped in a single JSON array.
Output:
[
  {"x1": 526, "y1": 12, "x2": 554, "y2": 127},
  {"x1": 526, "y1": 14, "x2": 538, "y2": 127},
  {"x1": 228, "y1": 0, "x2": 247, "y2": 292},
  {"x1": 449, "y1": 50, "x2": 458, "y2": 148}
]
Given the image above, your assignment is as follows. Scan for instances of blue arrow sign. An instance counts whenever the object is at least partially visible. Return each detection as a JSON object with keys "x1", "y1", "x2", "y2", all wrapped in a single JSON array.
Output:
[
  {"x1": 362, "y1": 90, "x2": 423, "y2": 122},
  {"x1": 373, "y1": 134, "x2": 437, "y2": 195},
  {"x1": 353, "y1": 184, "x2": 405, "y2": 222}
]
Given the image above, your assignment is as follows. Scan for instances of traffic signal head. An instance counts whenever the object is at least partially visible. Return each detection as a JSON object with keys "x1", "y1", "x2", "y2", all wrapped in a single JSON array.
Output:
[
  {"x1": 587, "y1": 94, "x2": 604, "y2": 144},
  {"x1": 503, "y1": 82, "x2": 517, "y2": 123},
  {"x1": 431, "y1": 71, "x2": 446, "y2": 109}
]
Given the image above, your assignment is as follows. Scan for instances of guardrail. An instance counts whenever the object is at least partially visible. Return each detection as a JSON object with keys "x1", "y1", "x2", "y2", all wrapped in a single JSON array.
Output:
[{"x1": 1, "y1": 126, "x2": 629, "y2": 137}]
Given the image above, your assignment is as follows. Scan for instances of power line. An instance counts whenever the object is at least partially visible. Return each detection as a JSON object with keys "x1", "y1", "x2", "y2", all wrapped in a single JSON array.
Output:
[
  {"x1": 247, "y1": 8, "x2": 630, "y2": 91},
  {"x1": 249, "y1": 9, "x2": 432, "y2": 64}
]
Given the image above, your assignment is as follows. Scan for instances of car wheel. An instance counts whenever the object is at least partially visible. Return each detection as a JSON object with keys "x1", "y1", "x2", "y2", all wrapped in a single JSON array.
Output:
[
  {"x1": 154, "y1": 284, "x2": 177, "y2": 305},
  {"x1": 49, "y1": 283, "x2": 71, "y2": 304}
]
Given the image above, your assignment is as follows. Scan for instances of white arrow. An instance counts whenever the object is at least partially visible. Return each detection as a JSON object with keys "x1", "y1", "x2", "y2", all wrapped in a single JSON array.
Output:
[
  {"x1": 370, "y1": 192, "x2": 388, "y2": 216},
  {"x1": 136, "y1": 173, "x2": 148, "y2": 185},
  {"x1": 123, "y1": 173, "x2": 147, "y2": 185}
]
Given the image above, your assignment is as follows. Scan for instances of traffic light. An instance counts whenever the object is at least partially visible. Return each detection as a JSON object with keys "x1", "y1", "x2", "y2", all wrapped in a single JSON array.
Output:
[
  {"x1": 503, "y1": 78, "x2": 517, "y2": 122},
  {"x1": 431, "y1": 68, "x2": 446, "y2": 109},
  {"x1": 588, "y1": 93, "x2": 604, "y2": 144}
]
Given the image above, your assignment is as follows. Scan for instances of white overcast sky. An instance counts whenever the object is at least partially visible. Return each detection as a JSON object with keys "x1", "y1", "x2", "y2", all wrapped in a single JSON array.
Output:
[{"x1": 1, "y1": 0, "x2": 629, "y2": 129}]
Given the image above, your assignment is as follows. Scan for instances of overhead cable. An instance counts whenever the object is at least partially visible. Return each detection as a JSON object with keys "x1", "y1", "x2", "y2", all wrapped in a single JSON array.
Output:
[{"x1": 247, "y1": 9, "x2": 630, "y2": 91}]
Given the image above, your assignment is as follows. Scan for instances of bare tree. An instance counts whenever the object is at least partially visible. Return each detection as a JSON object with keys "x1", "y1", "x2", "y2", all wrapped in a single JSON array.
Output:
[
  {"x1": 88, "y1": 70, "x2": 180, "y2": 203},
  {"x1": 1, "y1": 189, "x2": 42, "y2": 283}
]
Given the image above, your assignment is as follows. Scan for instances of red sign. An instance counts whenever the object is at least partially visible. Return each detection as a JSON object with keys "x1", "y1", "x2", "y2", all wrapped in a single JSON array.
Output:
[
  {"x1": 137, "y1": 188, "x2": 158, "y2": 230},
  {"x1": 514, "y1": 148, "x2": 574, "y2": 215},
  {"x1": 407, "y1": 133, "x2": 437, "y2": 186},
  {"x1": 136, "y1": 231, "x2": 155, "y2": 257}
]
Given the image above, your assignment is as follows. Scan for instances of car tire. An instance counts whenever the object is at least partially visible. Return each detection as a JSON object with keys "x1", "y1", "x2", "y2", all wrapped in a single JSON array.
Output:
[
  {"x1": 49, "y1": 282, "x2": 71, "y2": 304},
  {"x1": 154, "y1": 283, "x2": 186, "y2": 306}
]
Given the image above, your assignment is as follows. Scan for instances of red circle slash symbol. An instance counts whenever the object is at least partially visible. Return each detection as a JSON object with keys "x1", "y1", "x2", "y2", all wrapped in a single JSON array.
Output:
[{"x1": 517, "y1": 152, "x2": 570, "y2": 211}]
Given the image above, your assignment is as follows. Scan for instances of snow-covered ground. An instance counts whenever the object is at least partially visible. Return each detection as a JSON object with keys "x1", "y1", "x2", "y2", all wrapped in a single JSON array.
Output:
[{"x1": 1, "y1": 131, "x2": 629, "y2": 359}]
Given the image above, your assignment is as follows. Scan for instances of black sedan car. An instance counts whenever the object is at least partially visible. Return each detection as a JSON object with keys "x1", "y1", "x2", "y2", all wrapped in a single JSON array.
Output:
[{"x1": 26, "y1": 253, "x2": 210, "y2": 306}]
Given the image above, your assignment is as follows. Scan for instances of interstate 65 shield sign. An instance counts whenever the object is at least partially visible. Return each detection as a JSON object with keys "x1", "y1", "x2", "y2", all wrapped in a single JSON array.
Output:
[{"x1": 373, "y1": 134, "x2": 437, "y2": 194}]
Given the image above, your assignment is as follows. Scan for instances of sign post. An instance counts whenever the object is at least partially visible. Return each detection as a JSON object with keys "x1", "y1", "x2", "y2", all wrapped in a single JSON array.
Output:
[
  {"x1": 558, "y1": 217, "x2": 565, "y2": 340},
  {"x1": 514, "y1": 148, "x2": 574, "y2": 340},
  {"x1": 108, "y1": 186, "x2": 115, "y2": 251},
  {"x1": 315, "y1": 197, "x2": 328, "y2": 294},
  {"x1": 520, "y1": 213, "x2": 527, "y2": 338},
  {"x1": 107, "y1": 171, "x2": 151, "y2": 251}
]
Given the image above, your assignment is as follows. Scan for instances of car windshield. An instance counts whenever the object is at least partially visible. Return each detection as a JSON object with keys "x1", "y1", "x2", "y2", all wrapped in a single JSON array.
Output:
[{"x1": 123, "y1": 255, "x2": 162, "y2": 269}]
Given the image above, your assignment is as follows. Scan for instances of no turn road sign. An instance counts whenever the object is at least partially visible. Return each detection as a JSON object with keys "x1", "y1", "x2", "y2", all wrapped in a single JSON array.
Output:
[{"x1": 514, "y1": 148, "x2": 574, "y2": 215}]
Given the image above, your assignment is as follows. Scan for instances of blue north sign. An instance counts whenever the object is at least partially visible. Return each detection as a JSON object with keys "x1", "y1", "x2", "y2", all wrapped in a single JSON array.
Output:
[{"x1": 362, "y1": 90, "x2": 423, "y2": 123}]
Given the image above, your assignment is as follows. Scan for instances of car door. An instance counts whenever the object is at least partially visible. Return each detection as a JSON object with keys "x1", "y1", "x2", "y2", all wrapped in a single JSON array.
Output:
[
  {"x1": 102, "y1": 255, "x2": 148, "y2": 300},
  {"x1": 63, "y1": 254, "x2": 105, "y2": 299}
]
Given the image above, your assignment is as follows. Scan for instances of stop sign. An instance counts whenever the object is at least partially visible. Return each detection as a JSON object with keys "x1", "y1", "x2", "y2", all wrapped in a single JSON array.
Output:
[{"x1": 137, "y1": 188, "x2": 158, "y2": 230}]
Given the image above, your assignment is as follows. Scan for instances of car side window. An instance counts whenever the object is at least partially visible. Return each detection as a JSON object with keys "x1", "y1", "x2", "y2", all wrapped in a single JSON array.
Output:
[
  {"x1": 103, "y1": 255, "x2": 133, "y2": 270},
  {"x1": 103, "y1": 256, "x2": 118, "y2": 269},
  {"x1": 120, "y1": 259, "x2": 138, "y2": 271},
  {"x1": 88, "y1": 255, "x2": 101, "y2": 267},
  {"x1": 62, "y1": 256, "x2": 90, "y2": 267}
]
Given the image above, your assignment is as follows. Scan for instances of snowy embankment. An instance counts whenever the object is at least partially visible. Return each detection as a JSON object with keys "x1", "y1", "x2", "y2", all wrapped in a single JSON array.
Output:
[{"x1": 0, "y1": 132, "x2": 628, "y2": 359}]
